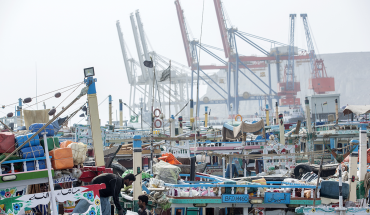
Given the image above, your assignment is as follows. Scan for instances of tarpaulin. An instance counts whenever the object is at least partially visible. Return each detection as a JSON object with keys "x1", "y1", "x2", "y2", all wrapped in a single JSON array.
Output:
[
  {"x1": 23, "y1": 109, "x2": 50, "y2": 130},
  {"x1": 343, "y1": 105, "x2": 370, "y2": 116}
]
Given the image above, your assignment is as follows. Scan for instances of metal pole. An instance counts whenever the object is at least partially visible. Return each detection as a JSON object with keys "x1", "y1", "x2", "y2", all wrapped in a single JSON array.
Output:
[
  {"x1": 335, "y1": 99, "x2": 339, "y2": 123},
  {"x1": 314, "y1": 103, "x2": 317, "y2": 127},
  {"x1": 222, "y1": 157, "x2": 225, "y2": 178},
  {"x1": 141, "y1": 107, "x2": 143, "y2": 129},
  {"x1": 43, "y1": 133, "x2": 58, "y2": 215},
  {"x1": 150, "y1": 60, "x2": 156, "y2": 174}
]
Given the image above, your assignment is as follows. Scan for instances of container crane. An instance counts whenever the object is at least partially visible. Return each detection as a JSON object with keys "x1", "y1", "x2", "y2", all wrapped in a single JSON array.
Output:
[
  {"x1": 130, "y1": 13, "x2": 150, "y2": 109},
  {"x1": 116, "y1": 21, "x2": 136, "y2": 116},
  {"x1": 135, "y1": 10, "x2": 155, "y2": 110},
  {"x1": 277, "y1": 14, "x2": 301, "y2": 106},
  {"x1": 301, "y1": 14, "x2": 335, "y2": 94}
]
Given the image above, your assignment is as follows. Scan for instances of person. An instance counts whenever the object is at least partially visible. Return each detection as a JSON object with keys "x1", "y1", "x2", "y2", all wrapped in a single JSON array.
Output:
[
  {"x1": 138, "y1": 195, "x2": 152, "y2": 215},
  {"x1": 32, "y1": 183, "x2": 50, "y2": 215},
  {"x1": 73, "y1": 173, "x2": 136, "y2": 215}
]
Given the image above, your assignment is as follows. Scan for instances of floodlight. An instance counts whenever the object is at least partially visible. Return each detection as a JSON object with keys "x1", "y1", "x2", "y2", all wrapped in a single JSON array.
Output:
[{"x1": 84, "y1": 67, "x2": 95, "y2": 77}]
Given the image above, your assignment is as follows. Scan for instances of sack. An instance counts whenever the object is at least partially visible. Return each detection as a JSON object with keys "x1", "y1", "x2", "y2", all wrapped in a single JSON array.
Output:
[
  {"x1": 68, "y1": 142, "x2": 87, "y2": 165},
  {"x1": 16, "y1": 133, "x2": 40, "y2": 149},
  {"x1": 25, "y1": 160, "x2": 46, "y2": 171},
  {"x1": 50, "y1": 148, "x2": 74, "y2": 170},
  {"x1": 29, "y1": 123, "x2": 55, "y2": 137},
  {"x1": 19, "y1": 146, "x2": 45, "y2": 159},
  {"x1": 0, "y1": 132, "x2": 15, "y2": 153},
  {"x1": 153, "y1": 161, "x2": 181, "y2": 184},
  {"x1": 40, "y1": 137, "x2": 60, "y2": 151},
  {"x1": 60, "y1": 140, "x2": 73, "y2": 148}
]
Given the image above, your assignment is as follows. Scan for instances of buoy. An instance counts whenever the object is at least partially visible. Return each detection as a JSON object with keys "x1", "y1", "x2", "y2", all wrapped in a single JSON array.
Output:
[
  {"x1": 7, "y1": 112, "x2": 13, "y2": 117},
  {"x1": 154, "y1": 108, "x2": 161, "y2": 117},
  {"x1": 48, "y1": 109, "x2": 56, "y2": 116},
  {"x1": 55, "y1": 92, "x2": 61, "y2": 98},
  {"x1": 235, "y1": 114, "x2": 243, "y2": 121},
  {"x1": 23, "y1": 97, "x2": 32, "y2": 103},
  {"x1": 154, "y1": 119, "x2": 162, "y2": 128}
]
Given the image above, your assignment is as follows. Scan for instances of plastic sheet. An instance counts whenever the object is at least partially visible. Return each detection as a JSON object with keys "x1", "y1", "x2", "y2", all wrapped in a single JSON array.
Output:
[
  {"x1": 148, "y1": 178, "x2": 165, "y2": 188},
  {"x1": 50, "y1": 148, "x2": 74, "y2": 170},
  {"x1": 153, "y1": 161, "x2": 181, "y2": 184},
  {"x1": 29, "y1": 123, "x2": 55, "y2": 137},
  {"x1": 0, "y1": 132, "x2": 15, "y2": 153}
]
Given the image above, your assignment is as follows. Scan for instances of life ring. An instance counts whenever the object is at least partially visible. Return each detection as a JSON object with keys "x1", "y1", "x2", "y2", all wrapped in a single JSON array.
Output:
[
  {"x1": 235, "y1": 114, "x2": 243, "y2": 121},
  {"x1": 154, "y1": 108, "x2": 161, "y2": 117},
  {"x1": 154, "y1": 119, "x2": 162, "y2": 128}
]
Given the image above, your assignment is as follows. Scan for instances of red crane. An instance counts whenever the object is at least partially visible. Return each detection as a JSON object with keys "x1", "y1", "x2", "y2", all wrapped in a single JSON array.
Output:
[{"x1": 301, "y1": 14, "x2": 335, "y2": 94}]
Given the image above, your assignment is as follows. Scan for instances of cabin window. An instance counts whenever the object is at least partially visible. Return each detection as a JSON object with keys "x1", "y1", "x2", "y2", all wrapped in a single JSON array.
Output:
[{"x1": 314, "y1": 144, "x2": 323, "y2": 151}]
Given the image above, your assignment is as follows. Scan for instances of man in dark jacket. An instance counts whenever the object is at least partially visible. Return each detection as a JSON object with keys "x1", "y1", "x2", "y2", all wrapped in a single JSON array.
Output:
[{"x1": 73, "y1": 173, "x2": 136, "y2": 215}]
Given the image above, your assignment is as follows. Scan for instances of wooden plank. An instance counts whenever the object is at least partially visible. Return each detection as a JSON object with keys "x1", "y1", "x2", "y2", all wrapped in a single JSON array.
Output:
[{"x1": 106, "y1": 136, "x2": 207, "y2": 143}]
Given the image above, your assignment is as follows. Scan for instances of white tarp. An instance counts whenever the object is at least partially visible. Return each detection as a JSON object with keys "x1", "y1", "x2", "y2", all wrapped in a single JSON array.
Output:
[{"x1": 343, "y1": 105, "x2": 370, "y2": 116}]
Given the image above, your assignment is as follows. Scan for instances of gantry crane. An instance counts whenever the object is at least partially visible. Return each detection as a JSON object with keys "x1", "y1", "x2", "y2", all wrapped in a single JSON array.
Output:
[
  {"x1": 301, "y1": 14, "x2": 335, "y2": 94},
  {"x1": 277, "y1": 14, "x2": 301, "y2": 106}
]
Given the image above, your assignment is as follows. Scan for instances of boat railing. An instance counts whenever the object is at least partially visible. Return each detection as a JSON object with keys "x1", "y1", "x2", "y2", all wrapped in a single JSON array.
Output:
[
  {"x1": 0, "y1": 156, "x2": 52, "y2": 175},
  {"x1": 165, "y1": 179, "x2": 320, "y2": 198}
]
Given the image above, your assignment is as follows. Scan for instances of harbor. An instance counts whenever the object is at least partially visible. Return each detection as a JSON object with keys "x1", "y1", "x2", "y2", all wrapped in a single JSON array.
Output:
[{"x1": 0, "y1": 0, "x2": 370, "y2": 215}]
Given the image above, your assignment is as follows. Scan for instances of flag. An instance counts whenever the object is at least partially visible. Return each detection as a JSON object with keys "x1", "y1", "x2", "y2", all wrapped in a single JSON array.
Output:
[
  {"x1": 159, "y1": 66, "x2": 171, "y2": 82},
  {"x1": 143, "y1": 60, "x2": 153, "y2": 68},
  {"x1": 130, "y1": 115, "x2": 138, "y2": 123},
  {"x1": 323, "y1": 101, "x2": 327, "y2": 105}
]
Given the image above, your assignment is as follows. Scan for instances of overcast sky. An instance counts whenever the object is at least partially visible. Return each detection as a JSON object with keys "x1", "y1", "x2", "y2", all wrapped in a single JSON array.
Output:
[{"x1": 0, "y1": 0, "x2": 369, "y2": 126}]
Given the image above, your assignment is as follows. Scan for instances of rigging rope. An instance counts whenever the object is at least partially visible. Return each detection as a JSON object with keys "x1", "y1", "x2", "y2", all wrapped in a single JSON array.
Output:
[
  {"x1": 23, "y1": 84, "x2": 84, "y2": 110},
  {"x1": 1, "y1": 82, "x2": 83, "y2": 109},
  {"x1": 98, "y1": 96, "x2": 109, "y2": 106},
  {"x1": 55, "y1": 82, "x2": 84, "y2": 109}
]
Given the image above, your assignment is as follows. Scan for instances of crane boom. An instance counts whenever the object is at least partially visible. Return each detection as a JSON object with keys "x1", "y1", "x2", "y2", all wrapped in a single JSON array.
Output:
[
  {"x1": 300, "y1": 14, "x2": 317, "y2": 78},
  {"x1": 116, "y1": 21, "x2": 134, "y2": 85},
  {"x1": 301, "y1": 14, "x2": 335, "y2": 94},
  {"x1": 135, "y1": 10, "x2": 153, "y2": 79},
  {"x1": 130, "y1": 13, "x2": 148, "y2": 80},
  {"x1": 174, "y1": 0, "x2": 192, "y2": 67},
  {"x1": 213, "y1": 0, "x2": 230, "y2": 58}
]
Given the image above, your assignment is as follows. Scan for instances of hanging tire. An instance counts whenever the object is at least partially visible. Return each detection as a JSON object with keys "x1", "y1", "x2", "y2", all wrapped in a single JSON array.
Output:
[
  {"x1": 154, "y1": 108, "x2": 161, "y2": 118},
  {"x1": 154, "y1": 119, "x2": 162, "y2": 128},
  {"x1": 111, "y1": 162, "x2": 127, "y2": 177},
  {"x1": 294, "y1": 164, "x2": 312, "y2": 179}
]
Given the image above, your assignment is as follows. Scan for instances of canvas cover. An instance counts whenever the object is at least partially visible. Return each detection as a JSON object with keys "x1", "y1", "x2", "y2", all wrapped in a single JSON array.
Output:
[
  {"x1": 23, "y1": 109, "x2": 50, "y2": 130},
  {"x1": 222, "y1": 119, "x2": 265, "y2": 141},
  {"x1": 343, "y1": 105, "x2": 370, "y2": 116}
]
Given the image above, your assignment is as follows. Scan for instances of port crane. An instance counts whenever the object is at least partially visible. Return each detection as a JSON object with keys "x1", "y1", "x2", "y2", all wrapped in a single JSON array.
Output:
[
  {"x1": 277, "y1": 14, "x2": 301, "y2": 106},
  {"x1": 301, "y1": 14, "x2": 335, "y2": 94}
]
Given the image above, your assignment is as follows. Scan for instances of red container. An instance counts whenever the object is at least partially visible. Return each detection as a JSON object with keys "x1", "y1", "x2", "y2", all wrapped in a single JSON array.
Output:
[{"x1": 0, "y1": 132, "x2": 15, "y2": 153}]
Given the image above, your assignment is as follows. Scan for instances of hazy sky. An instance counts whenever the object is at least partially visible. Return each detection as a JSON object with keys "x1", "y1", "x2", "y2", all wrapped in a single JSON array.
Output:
[{"x1": 0, "y1": 0, "x2": 369, "y2": 126}]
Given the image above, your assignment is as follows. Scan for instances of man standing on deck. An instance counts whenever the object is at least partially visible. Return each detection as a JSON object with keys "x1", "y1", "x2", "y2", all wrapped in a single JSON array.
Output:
[{"x1": 73, "y1": 173, "x2": 136, "y2": 215}]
